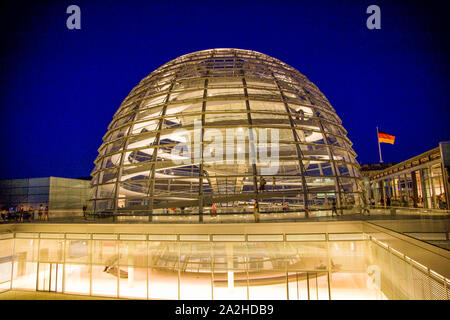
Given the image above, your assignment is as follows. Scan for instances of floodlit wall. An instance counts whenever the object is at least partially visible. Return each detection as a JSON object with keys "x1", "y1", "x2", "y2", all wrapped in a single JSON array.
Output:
[
  {"x1": 0, "y1": 235, "x2": 13, "y2": 292},
  {"x1": 1, "y1": 221, "x2": 448, "y2": 300},
  {"x1": 1, "y1": 232, "x2": 378, "y2": 300},
  {"x1": 48, "y1": 177, "x2": 91, "y2": 218},
  {"x1": 0, "y1": 177, "x2": 90, "y2": 218},
  {"x1": 1, "y1": 227, "x2": 448, "y2": 299},
  {"x1": 0, "y1": 178, "x2": 50, "y2": 210}
]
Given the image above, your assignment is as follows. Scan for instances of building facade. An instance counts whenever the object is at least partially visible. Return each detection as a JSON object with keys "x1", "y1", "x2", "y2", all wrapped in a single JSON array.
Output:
[
  {"x1": 0, "y1": 177, "x2": 91, "y2": 218},
  {"x1": 364, "y1": 142, "x2": 450, "y2": 210},
  {"x1": 1, "y1": 222, "x2": 449, "y2": 300},
  {"x1": 90, "y1": 49, "x2": 362, "y2": 219}
]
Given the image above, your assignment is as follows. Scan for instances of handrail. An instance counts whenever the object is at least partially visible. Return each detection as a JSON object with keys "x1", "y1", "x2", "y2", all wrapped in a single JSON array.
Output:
[{"x1": 369, "y1": 206, "x2": 450, "y2": 216}]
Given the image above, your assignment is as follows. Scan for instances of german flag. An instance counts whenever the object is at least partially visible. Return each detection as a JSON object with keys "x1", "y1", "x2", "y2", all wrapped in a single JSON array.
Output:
[{"x1": 378, "y1": 130, "x2": 395, "y2": 144}]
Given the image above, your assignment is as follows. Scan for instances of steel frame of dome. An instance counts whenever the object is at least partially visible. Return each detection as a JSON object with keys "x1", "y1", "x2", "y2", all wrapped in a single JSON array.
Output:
[{"x1": 90, "y1": 48, "x2": 362, "y2": 221}]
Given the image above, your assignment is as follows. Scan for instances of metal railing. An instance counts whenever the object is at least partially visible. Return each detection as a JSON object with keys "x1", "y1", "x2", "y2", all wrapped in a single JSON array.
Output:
[{"x1": 369, "y1": 235, "x2": 450, "y2": 300}]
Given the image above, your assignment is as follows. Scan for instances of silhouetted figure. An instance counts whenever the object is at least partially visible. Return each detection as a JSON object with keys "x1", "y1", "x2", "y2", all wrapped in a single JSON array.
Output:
[
  {"x1": 82, "y1": 205, "x2": 87, "y2": 220},
  {"x1": 7, "y1": 207, "x2": 13, "y2": 222},
  {"x1": 28, "y1": 206, "x2": 34, "y2": 222},
  {"x1": 18, "y1": 206, "x2": 24, "y2": 222},
  {"x1": 362, "y1": 202, "x2": 370, "y2": 215},
  {"x1": 253, "y1": 200, "x2": 259, "y2": 222},
  {"x1": 38, "y1": 204, "x2": 44, "y2": 221},
  {"x1": 259, "y1": 177, "x2": 266, "y2": 192},
  {"x1": 386, "y1": 196, "x2": 391, "y2": 207},
  {"x1": 331, "y1": 199, "x2": 337, "y2": 217},
  {"x1": 44, "y1": 206, "x2": 49, "y2": 221},
  {"x1": 298, "y1": 109, "x2": 305, "y2": 121}
]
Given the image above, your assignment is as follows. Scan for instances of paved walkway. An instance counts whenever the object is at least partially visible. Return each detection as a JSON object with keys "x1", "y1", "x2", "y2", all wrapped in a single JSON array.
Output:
[
  {"x1": 1, "y1": 211, "x2": 448, "y2": 225},
  {"x1": 0, "y1": 290, "x2": 121, "y2": 300}
]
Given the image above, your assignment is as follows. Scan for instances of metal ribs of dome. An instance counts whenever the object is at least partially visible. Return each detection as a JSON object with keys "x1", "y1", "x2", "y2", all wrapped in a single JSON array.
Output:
[{"x1": 90, "y1": 48, "x2": 362, "y2": 219}]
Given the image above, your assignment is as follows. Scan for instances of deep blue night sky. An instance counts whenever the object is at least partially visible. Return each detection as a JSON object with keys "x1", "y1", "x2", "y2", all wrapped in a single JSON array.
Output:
[{"x1": 0, "y1": 0, "x2": 448, "y2": 179}]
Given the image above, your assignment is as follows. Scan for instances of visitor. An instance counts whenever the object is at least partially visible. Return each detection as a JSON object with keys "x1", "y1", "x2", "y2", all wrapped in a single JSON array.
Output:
[
  {"x1": 362, "y1": 201, "x2": 370, "y2": 216},
  {"x1": 305, "y1": 208, "x2": 311, "y2": 218},
  {"x1": 7, "y1": 207, "x2": 13, "y2": 222},
  {"x1": 298, "y1": 109, "x2": 305, "y2": 121},
  {"x1": 331, "y1": 199, "x2": 337, "y2": 217},
  {"x1": 0, "y1": 209, "x2": 5, "y2": 222},
  {"x1": 29, "y1": 206, "x2": 34, "y2": 222},
  {"x1": 44, "y1": 206, "x2": 49, "y2": 221},
  {"x1": 22, "y1": 206, "x2": 29, "y2": 222},
  {"x1": 212, "y1": 203, "x2": 216, "y2": 216},
  {"x1": 38, "y1": 204, "x2": 44, "y2": 221},
  {"x1": 386, "y1": 196, "x2": 391, "y2": 207},
  {"x1": 253, "y1": 200, "x2": 259, "y2": 222},
  {"x1": 438, "y1": 195, "x2": 446, "y2": 210},
  {"x1": 282, "y1": 201, "x2": 288, "y2": 213},
  {"x1": 83, "y1": 205, "x2": 87, "y2": 220},
  {"x1": 18, "y1": 206, "x2": 24, "y2": 222},
  {"x1": 259, "y1": 177, "x2": 266, "y2": 192}
]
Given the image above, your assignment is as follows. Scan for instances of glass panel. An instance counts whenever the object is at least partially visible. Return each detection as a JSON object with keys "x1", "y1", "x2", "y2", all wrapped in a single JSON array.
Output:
[
  {"x1": 206, "y1": 100, "x2": 247, "y2": 112},
  {"x1": 96, "y1": 184, "x2": 116, "y2": 199},
  {"x1": 211, "y1": 242, "x2": 247, "y2": 300},
  {"x1": 0, "y1": 239, "x2": 13, "y2": 290},
  {"x1": 329, "y1": 241, "x2": 368, "y2": 272},
  {"x1": 287, "y1": 272, "x2": 310, "y2": 300},
  {"x1": 249, "y1": 100, "x2": 285, "y2": 112},
  {"x1": 39, "y1": 239, "x2": 64, "y2": 263},
  {"x1": 12, "y1": 238, "x2": 39, "y2": 289},
  {"x1": 91, "y1": 265, "x2": 118, "y2": 298},
  {"x1": 132, "y1": 120, "x2": 159, "y2": 135},
  {"x1": 148, "y1": 241, "x2": 179, "y2": 299},
  {"x1": 64, "y1": 264, "x2": 90, "y2": 295},
  {"x1": 104, "y1": 126, "x2": 130, "y2": 143},
  {"x1": 208, "y1": 88, "x2": 244, "y2": 97},
  {"x1": 98, "y1": 168, "x2": 118, "y2": 185},
  {"x1": 14, "y1": 239, "x2": 39, "y2": 262},
  {"x1": 12, "y1": 261, "x2": 37, "y2": 290},
  {"x1": 143, "y1": 94, "x2": 167, "y2": 108},
  {"x1": 65, "y1": 240, "x2": 90, "y2": 264},
  {"x1": 330, "y1": 272, "x2": 385, "y2": 300},
  {"x1": 119, "y1": 267, "x2": 147, "y2": 299},
  {"x1": 119, "y1": 240, "x2": 148, "y2": 265},
  {"x1": 170, "y1": 89, "x2": 204, "y2": 101},
  {"x1": 37, "y1": 263, "x2": 50, "y2": 291},
  {"x1": 179, "y1": 243, "x2": 212, "y2": 300},
  {"x1": 93, "y1": 240, "x2": 118, "y2": 265}
]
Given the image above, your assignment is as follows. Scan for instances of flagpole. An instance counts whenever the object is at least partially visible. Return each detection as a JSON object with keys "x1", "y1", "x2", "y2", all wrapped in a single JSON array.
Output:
[{"x1": 377, "y1": 126, "x2": 383, "y2": 163}]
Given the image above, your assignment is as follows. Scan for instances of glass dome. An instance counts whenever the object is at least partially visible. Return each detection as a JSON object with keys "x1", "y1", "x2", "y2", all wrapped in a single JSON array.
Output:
[{"x1": 90, "y1": 48, "x2": 362, "y2": 220}]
